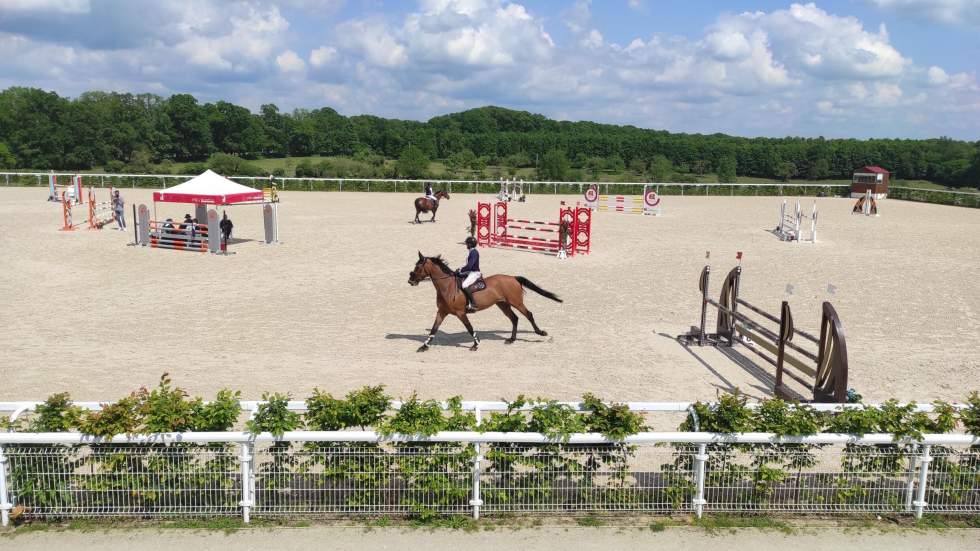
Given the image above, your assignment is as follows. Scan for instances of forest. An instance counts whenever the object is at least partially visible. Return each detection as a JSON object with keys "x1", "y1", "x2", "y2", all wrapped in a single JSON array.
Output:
[{"x1": 0, "y1": 86, "x2": 977, "y2": 188}]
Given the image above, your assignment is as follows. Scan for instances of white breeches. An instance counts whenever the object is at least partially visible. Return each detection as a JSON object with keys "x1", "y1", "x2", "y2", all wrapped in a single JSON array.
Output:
[{"x1": 462, "y1": 271, "x2": 481, "y2": 288}]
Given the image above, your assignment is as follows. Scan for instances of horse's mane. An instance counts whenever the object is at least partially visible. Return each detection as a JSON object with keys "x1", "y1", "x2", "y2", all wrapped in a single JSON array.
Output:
[{"x1": 427, "y1": 255, "x2": 454, "y2": 275}]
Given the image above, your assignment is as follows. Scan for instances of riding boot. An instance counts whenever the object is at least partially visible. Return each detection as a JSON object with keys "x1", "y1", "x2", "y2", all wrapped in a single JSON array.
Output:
[{"x1": 462, "y1": 287, "x2": 477, "y2": 313}]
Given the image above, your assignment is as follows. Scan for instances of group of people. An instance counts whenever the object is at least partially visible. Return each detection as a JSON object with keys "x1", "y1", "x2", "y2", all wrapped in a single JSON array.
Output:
[{"x1": 159, "y1": 212, "x2": 234, "y2": 243}]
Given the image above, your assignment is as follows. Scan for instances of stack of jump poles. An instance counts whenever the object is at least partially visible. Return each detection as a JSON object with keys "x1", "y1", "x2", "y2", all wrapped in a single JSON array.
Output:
[{"x1": 775, "y1": 199, "x2": 817, "y2": 243}]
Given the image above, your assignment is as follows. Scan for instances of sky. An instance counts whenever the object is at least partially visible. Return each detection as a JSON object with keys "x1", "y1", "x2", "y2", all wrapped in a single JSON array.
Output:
[{"x1": 0, "y1": 0, "x2": 978, "y2": 139}]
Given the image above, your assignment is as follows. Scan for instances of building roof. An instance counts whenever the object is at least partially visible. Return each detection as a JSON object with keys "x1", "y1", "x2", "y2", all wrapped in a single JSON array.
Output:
[
  {"x1": 152, "y1": 170, "x2": 264, "y2": 205},
  {"x1": 856, "y1": 166, "x2": 890, "y2": 174}
]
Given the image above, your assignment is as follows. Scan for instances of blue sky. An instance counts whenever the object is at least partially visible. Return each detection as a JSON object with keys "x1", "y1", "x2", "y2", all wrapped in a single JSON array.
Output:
[{"x1": 1, "y1": 0, "x2": 978, "y2": 139}]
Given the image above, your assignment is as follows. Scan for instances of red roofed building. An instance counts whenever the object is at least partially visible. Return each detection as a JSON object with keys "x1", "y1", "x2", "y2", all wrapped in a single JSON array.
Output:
[{"x1": 851, "y1": 166, "x2": 889, "y2": 198}]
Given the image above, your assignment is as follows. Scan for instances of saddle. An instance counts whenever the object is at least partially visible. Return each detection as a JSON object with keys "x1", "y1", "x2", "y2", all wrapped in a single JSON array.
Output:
[{"x1": 456, "y1": 275, "x2": 486, "y2": 292}]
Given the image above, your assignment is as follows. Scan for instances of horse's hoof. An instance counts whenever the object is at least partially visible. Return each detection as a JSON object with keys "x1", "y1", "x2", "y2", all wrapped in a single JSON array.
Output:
[
  {"x1": 536, "y1": 330, "x2": 548, "y2": 336},
  {"x1": 417, "y1": 345, "x2": 429, "y2": 352},
  {"x1": 469, "y1": 344, "x2": 479, "y2": 351},
  {"x1": 504, "y1": 338, "x2": 515, "y2": 344}
]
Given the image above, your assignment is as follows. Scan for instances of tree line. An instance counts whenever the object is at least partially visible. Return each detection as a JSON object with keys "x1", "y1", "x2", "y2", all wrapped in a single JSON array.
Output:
[{"x1": 0, "y1": 86, "x2": 977, "y2": 187}]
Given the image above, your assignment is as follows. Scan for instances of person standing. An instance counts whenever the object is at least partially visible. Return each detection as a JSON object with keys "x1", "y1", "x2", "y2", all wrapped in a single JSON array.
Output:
[
  {"x1": 112, "y1": 190, "x2": 126, "y2": 230},
  {"x1": 220, "y1": 211, "x2": 234, "y2": 243}
]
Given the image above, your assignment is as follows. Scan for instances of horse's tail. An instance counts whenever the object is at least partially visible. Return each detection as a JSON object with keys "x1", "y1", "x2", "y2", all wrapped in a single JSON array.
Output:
[{"x1": 515, "y1": 276, "x2": 563, "y2": 303}]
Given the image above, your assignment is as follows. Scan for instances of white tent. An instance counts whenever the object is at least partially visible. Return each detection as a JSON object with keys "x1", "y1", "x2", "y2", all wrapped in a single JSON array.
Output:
[{"x1": 154, "y1": 170, "x2": 264, "y2": 205}]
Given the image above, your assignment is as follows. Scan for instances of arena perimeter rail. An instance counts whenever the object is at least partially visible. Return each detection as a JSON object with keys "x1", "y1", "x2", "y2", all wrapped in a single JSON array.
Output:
[
  {"x1": 1, "y1": 430, "x2": 978, "y2": 525},
  {"x1": 6, "y1": 171, "x2": 977, "y2": 206},
  {"x1": 0, "y1": 401, "x2": 963, "y2": 424},
  {"x1": 1, "y1": 170, "x2": 851, "y2": 194}
]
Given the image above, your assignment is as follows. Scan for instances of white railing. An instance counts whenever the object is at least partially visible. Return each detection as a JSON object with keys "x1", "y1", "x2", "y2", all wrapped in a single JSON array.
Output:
[
  {"x1": 1, "y1": 400, "x2": 961, "y2": 424},
  {"x1": 0, "y1": 170, "x2": 851, "y2": 194},
  {"x1": 1, "y1": 430, "x2": 977, "y2": 525},
  {"x1": 5, "y1": 171, "x2": 976, "y2": 206}
]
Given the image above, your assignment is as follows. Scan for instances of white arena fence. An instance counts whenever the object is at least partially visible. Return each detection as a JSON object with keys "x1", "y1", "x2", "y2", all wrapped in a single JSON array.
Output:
[
  {"x1": 5, "y1": 171, "x2": 978, "y2": 206},
  {"x1": 0, "y1": 432, "x2": 978, "y2": 524},
  {"x1": 1, "y1": 171, "x2": 851, "y2": 198},
  {"x1": 1, "y1": 400, "x2": 978, "y2": 524}
]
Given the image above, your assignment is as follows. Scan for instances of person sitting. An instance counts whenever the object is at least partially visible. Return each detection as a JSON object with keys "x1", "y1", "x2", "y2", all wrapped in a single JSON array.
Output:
[
  {"x1": 220, "y1": 211, "x2": 233, "y2": 242},
  {"x1": 424, "y1": 182, "x2": 437, "y2": 202},
  {"x1": 455, "y1": 236, "x2": 481, "y2": 313}
]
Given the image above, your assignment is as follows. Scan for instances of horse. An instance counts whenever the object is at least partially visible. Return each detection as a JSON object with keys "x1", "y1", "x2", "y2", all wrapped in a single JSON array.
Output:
[
  {"x1": 467, "y1": 209, "x2": 477, "y2": 238},
  {"x1": 408, "y1": 253, "x2": 562, "y2": 351},
  {"x1": 414, "y1": 190, "x2": 449, "y2": 223}
]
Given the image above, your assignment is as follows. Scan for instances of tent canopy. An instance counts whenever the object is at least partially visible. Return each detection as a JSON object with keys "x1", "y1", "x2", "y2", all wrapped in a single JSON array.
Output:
[{"x1": 153, "y1": 170, "x2": 263, "y2": 205}]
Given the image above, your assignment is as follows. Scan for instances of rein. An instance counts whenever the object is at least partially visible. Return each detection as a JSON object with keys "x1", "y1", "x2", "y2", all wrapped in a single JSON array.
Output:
[{"x1": 424, "y1": 262, "x2": 459, "y2": 303}]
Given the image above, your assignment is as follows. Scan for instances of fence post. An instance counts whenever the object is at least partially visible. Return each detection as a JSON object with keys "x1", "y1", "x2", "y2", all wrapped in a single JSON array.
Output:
[
  {"x1": 470, "y1": 408, "x2": 483, "y2": 520},
  {"x1": 913, "y1": 444, "x2": 932, "y2": 519},
  {"x1": 239, "y1": 443, "x2": 254, "y2": 524},
  {"x1": 692, "y1": 444, "x2": 708, "y2": 518},
  {"x1": 904, "y1": 444, "x2": 919, "y2": 512},
  {"x1": 0, "y1": 445, "x2": 11, "y2": 527}
]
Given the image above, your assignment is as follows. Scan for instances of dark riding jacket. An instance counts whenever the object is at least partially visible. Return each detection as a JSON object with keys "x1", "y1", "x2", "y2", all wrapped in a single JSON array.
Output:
[{"x1": 459, "y1": 248, "x2": 480, "y2": 275}]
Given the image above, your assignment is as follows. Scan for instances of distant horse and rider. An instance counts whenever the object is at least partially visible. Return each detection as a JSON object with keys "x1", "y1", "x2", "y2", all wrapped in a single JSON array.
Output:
[
  {"x1": 408, "y1": 251, "x2": 562, "y2": 352},
  {"x1": 414, "y1": 182, "x2": 449, "y2": 223}
]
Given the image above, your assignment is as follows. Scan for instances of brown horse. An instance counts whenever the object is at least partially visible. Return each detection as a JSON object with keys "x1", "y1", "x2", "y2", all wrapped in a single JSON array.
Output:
[
  {"x1": 414, "y1": 190, "x2": 449, "y2": 223},
  {"x1": 467, "y1": 209, "x2": 477, "y2": 237},
  {"x1": 408, "y1": 253, "x2": 562, "y2": 351}
]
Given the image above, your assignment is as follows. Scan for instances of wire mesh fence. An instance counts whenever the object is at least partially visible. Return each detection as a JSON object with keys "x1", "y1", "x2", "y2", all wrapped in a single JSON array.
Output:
[
  {"x1": 252, "y1": 443, "x2": 472, "y2": 516},
  {"x1": 924, "y1": 446, "x2": 980, "y2": 514},
  {"x1": 480, "y1": 444, "x2": 693, "y2": 514},
  {"x1": 4, "y1": 444, "x2": 241, "y2": 518},
  {"x1": 2, "y1": 439, "x2": 978, "y2": 523}
]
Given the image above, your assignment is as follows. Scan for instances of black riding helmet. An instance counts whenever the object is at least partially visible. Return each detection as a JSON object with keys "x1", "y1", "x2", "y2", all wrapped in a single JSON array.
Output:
[{"x1": 465, "y1": 236, "x2": 477, "y2": 248}]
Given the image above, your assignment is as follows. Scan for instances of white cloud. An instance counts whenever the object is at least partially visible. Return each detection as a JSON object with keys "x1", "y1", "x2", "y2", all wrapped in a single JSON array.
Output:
[
  {"x1": 335, "y1": 20, "x2": 407, "y2": 67},
  {"x1": 276, "y1": 50, "x2": 306, "y2": 73},
  {"x1": 0, "y1": 0, "x2": 976, "y2": 139},
  {"x1": 719, "y1": 3, "x2": 909, "y2": 80},
  {"x1": 402, "y1": 1, "x2": 553, "y2": 67},
  {"x1": 704, "y1": 30, "x2": 753, "y2": 61},
  {"x1": 928, "y1": 66, "x2": 950, "y2": 85},
  {"x1": 309, "y1": 46, "x2": 339, "y2": 68},
  {"x1": 563, "y1": 0, "x2": 592, "y2": 33},
  {"x1": 170, "y1": 5, "x2": 288, "y2": 74},
  {"x1": 582, "y1": 29, "x2": 603, "y2": 50}
]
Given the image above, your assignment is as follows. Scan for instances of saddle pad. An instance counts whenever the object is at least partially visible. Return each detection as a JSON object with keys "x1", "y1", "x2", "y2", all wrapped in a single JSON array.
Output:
[
  {"x1": 470, "y1": 278, "x2": 487, "y2": 292},
  {"x1": 458, "y1": 276, "x2": 487, "y2": 292}
]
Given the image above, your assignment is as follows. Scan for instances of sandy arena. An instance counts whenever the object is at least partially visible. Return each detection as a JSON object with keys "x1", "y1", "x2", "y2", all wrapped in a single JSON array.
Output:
[{"x1": 1, "y1": 187, "x2": 978, "y2": 405}]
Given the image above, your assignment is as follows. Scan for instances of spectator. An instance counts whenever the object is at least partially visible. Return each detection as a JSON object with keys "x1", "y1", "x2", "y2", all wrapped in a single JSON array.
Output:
[
  {"x1": 112, "y1": 190, "x2": 126, "y2": 230},
  {"x1": 181, "y1": 214, "x2": 196, "y2": 241},
  {"x1": 220, "y1": 211, "x2": 234, "y2": 243}
]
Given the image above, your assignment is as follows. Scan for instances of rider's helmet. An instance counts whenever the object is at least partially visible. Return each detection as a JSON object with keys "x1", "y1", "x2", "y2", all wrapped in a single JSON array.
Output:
[{"x1": 465, "y1": 236, "x2": 477, "y2": 248}]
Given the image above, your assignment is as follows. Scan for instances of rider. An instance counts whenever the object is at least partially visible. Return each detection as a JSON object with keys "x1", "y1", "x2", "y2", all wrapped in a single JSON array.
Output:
[
  {"x1": 424, "y1": 182, "x2": 437, "y2": 202},
  {"x1": 456, "y1": 236, "x2": 480, "y2": 313}
]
